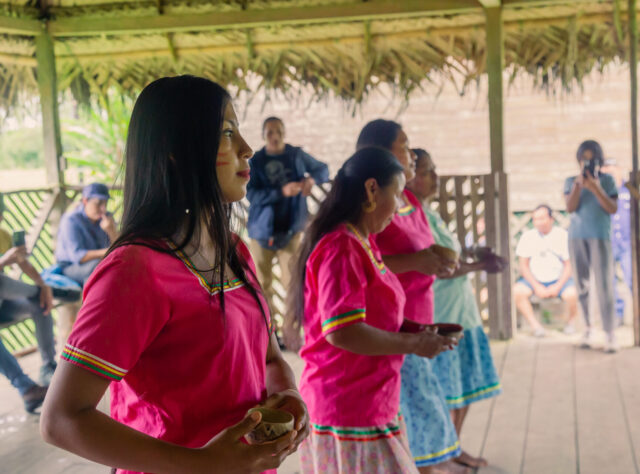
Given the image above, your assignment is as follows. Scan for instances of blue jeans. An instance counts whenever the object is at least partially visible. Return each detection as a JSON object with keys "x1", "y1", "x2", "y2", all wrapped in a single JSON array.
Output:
[
  {"x1": 0, "y1": 339, "x2": 36, "y2": 395},
  {"x1": 0, "y1": 275, "x2": 55, "y2": 394},
  {"x1": 0, "y1": 275, "x2": 56, "y2": 361},
  {"x1": 62, "y1": 259, "x2": 100, "y2": 286},
  {"x1": 516, "y1": 277, "x2": 575, "y2": 298}
]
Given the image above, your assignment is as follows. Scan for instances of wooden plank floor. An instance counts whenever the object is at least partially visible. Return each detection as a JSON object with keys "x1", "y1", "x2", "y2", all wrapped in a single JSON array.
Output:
[{"x1": 1, "y1": 328, "x2": 639, "y2": 474}]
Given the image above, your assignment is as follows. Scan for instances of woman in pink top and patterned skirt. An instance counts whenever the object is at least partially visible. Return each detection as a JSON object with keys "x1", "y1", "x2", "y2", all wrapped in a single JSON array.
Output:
[
  {"x1": 289, "y1": 147, "x2": 456, "y2": 474},
  {"x1": 358, "y1": 120, "x2": 464, "y2": 474},
  {"x1": 40, "y1": 76, "x2": 308, "y2": 474}
]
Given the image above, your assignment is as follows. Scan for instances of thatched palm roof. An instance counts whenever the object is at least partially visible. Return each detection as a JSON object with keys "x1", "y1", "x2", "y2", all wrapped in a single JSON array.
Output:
[{"x1": 0, "y1": 0, "x2": 636, "y2": 109}]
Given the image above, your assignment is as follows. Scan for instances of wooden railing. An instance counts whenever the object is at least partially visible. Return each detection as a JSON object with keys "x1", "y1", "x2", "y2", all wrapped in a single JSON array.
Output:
[{"x1": 3, "y1": 173, "x2": 545, "y2": 352}]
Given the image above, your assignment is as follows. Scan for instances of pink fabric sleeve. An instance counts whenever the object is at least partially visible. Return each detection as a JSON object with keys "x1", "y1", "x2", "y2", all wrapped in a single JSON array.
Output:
[
  {"x1": 313, "y1": 236, "x2": 368, "y2": 336},
  {"x1": 62, "y1": 247, "x2": 171, "y2": 382}
]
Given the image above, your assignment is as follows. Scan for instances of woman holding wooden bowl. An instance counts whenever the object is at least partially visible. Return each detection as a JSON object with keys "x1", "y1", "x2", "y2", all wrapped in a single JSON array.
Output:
[
  {"x1": 289, "y1": 147, "x2": 456, "y2": 474},
  {"x1": 40, "y1": 76, "x2": 308, "y2": 474},
  {"x1": 357, "y1": 120, "x2": 463, "y2": 474},
  {"x1": 408, "y1": 148, "x2": 506, "y2": 470}
]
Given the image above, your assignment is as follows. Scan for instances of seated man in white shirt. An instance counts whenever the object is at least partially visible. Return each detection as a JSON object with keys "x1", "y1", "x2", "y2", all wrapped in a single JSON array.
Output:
[{"x1": 514, "y1": 204, "x2": 578, "y2": 336}]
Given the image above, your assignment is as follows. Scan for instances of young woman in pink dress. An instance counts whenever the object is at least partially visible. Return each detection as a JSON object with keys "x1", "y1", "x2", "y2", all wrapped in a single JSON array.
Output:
[
  {"x1": 289, "y1": 147, "x2": 456, "y2": 474},
  {"x1": 40, "y1": 76, "x2": 308, "y2": 474},
  {"x1": 358, "y1": 120, "x2": 464, "y2": 474}
]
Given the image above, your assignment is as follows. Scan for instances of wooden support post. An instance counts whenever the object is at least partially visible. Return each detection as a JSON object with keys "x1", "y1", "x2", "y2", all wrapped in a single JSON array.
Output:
[
  {"x1": 629, "y1": 0, "x2": 640, "y2": 347},
  {"x1": 497, "y1": 171, "x2": 515, "y2": 338},
  {"x1": 485, "y1": 5, "x2": 514, "y2": 339},
  {"x1": 486, "y1": 6, "x2": 504, "y2": 175},
  {"x1": 484, "y1": 174, "x2": 501, "y2": 339},
  {"x1": 36, "y1": 32, "x2": 63, "y2": 189},
  {"x1": 35, "y1": 31, "x2": 66, "y2": 245}
]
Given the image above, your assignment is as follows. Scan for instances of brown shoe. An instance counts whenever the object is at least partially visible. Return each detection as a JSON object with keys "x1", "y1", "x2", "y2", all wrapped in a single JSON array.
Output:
[{"x1": 22, "y1": 384, "x2": 48, "y2": 413}]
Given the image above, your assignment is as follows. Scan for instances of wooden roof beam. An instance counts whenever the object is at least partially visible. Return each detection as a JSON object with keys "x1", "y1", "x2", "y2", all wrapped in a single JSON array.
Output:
[
  {"x1": 478, "y1": 0, "x2": 502, "y2": 7},
  {"x1": 47, "y1": 0, "x2": 482, "y2": 38},
  {"x1": 0, "y1": 15, "x2": 42, "y2": 36},
  {"x1": 55, "y1": 8, "x2": 637, "y2": 65}
]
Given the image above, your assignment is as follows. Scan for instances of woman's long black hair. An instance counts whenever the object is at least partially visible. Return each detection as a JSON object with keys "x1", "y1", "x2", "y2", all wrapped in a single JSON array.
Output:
[
  {"x1": 111, "y1": 75, "x2": 265, "y2": 321},
  {"x1": 356, "y1": 119, "x2": 402, "y2": 151},
  {"x1": 287, "y1": 146, "x2": 404, "y2": 326}
]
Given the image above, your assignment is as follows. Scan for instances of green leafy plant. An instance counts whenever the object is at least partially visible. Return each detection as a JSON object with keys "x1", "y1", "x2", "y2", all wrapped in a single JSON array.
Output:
[
  {"x1": 0, "y1": 127, "x2": 44, "y2": 169},
  {"x1": 62, "y1": 93, "x2": 132, "y2": 185}
]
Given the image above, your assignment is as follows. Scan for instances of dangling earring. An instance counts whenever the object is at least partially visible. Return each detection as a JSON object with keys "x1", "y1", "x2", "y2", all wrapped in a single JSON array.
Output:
[{"x1": 362, "y1": 201, "x2": 376, "y2": 213}]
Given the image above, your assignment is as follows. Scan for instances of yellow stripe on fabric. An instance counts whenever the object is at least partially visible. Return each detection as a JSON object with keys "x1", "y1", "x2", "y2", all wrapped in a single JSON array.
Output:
[
  {"x1": 344, "y1": 223, "x2": 386, "y2": 274},
  {"x1": 322, "y1": 313, "x2": 366, "y2": 333},
  {"x1": 63, "y1": 345, "x2": 127, "y2": 377},
  {"x1": 166, "y1": 240, "x2": 245, "y2": 295},
  {"x1": 414, "y1": 440, "x2": 461, "y2": 462},
  {"x1": 446, "y1": 383, "x2": 502, "y2": 404}
]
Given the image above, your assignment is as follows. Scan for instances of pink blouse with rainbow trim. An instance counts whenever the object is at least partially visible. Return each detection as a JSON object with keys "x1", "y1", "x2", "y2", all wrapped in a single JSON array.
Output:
[
  {"x1": 299, "y1": 224, "x2": 406, "y2": 427},
  {"x1": 62, "y1": 239, "x2": 273, "y2": 474}
]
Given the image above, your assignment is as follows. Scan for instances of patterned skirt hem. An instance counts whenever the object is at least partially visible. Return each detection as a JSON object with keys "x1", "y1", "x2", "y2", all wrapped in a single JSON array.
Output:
[
  {"x1": 300, "y1": 415, "x2": 418, "y2": 473},
  {"x1": 414, "y1": 440, "x2": 461, "y2": 467},
  {"x1": 445, "y1": 382, "x2": 503, "y2": 409}
]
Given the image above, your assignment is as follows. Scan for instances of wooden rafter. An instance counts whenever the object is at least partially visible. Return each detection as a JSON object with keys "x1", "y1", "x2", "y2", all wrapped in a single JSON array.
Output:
[
  {"x1": 0, "y1": 15, "x2": 41, "y2": 36},
  {"x1": 50, "y1": 9, "x2": 630, "y2": 65},
  {"x1": 478, "y1": 0, "x2": 502, "y2": 6},
  {"x1": 47, "y1": 0, "x2": 482, "y2": 37}
]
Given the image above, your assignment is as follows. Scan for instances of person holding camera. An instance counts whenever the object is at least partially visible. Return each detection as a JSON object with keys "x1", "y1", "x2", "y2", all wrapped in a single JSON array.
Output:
[
  {"x1": 0, "y1": 195, "x2": 56, "y2": 411},
  {"x1": 564, "y1": 140, "x2": 619, "y2": 352},
  {"x1": 55, "y1": 183, "x2": 118, "y2": 287}
]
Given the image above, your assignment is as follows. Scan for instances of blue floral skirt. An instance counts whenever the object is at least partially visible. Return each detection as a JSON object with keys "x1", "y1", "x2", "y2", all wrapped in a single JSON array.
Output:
[
  {"x1": 399, "y1": 354, "x2": 461, "y2": 467},
  {"x1": 431, "y1": 326, "x2": 502, "y2": 409}
]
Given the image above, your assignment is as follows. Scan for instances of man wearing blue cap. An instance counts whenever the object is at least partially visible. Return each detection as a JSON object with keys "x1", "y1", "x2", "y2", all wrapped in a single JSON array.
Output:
[{"x1": 55, "y1": 183, "x2": 118, "y2": 286}]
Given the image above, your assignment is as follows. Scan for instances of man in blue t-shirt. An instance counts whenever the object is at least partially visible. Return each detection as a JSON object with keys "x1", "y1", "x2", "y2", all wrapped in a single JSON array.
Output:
[
  {"x1": 247, "y1": 117, "x2": 329, "y2": 343},
  {"x1": 55, "y1": 183, "x2": 118, "y2": 286}
]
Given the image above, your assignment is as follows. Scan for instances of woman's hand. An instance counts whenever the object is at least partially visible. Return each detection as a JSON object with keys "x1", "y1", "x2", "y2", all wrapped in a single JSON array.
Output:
[
  {"x1": 409, "y1": 327, "x2": 457, "y2": 359},
  {"x1": 415, "y1": 248, "x2": 456, "y2": 276},
  {"x1": 198, "y1": 412, "x2": 297, "y2": 474},
  {"x1": 261, "y1": 389, "x2": 310, "y2": 452}
]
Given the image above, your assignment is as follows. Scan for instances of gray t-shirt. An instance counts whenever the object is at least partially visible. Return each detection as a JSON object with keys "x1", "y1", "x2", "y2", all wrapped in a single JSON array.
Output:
[{"x1": 563, "y1": 173, "x2": 618, "y2": 240}]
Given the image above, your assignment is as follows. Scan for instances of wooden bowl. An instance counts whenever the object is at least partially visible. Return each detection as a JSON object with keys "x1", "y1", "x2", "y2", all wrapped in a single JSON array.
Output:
[
  {"x1": 400, "y1": 319, "x2": 427, "y2": 333},
  {"x1": 431, "y1": 323, "x2": 464, "y2": 340},
  {"x1": 245, "y1": 407, "x2": 295, "y2": 444},
  {"x1": 472, "y1": 246, "x2": 493, "y2": 261}
]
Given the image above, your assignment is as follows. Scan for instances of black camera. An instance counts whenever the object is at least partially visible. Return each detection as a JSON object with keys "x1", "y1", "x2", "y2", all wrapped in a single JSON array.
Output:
[{"x1": 582, "y1": 159, "x2": 598, "y2": 178}]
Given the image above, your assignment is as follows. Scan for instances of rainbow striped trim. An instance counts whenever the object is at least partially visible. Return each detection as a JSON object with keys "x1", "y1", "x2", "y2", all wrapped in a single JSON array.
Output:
[
  {"x1": 167, "y1": 241, "x2": 245, "y2": 294},
  {"x1": 345, "y1": 223, "x2": 386, "y2": 274},
  {"x1": 397, "y1": 204, "x2": 416, "y2": 216},
  {"x1": 397, "y1": 194, "x2": 416, "y2": 217},
  {"x1": 311, "y1": 422, "x2": 402, "y2": 442},
  {"x1": 414, "y1": 440, "x2": 461, "y2": 466},
  {"x1": 445, "y1": 382, "x2": 502, "y2": 406},
  {"x1": 321, "y1": 309, "x2": 366, "y2": 334},
  {"x1": 61, "y1": 344, "x2": 127, "y2": 381}
]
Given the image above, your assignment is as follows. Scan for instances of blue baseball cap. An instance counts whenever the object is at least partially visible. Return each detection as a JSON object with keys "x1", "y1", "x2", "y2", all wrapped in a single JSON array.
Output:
[{"x1": 82, "y1": 183, "x2": 110, "y2": 201}]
